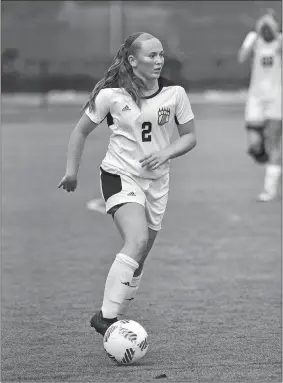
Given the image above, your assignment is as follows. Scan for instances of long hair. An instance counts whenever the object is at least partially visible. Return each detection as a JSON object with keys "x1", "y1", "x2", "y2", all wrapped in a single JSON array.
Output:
[{"x1": 83, "y1": 32, "x2": 155, "y2": 112}]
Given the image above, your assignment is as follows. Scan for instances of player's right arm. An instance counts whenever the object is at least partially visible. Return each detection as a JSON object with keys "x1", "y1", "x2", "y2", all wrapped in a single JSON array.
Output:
[
  {"x1": 58, "y1": 89, "x2": 110, "y2": 192},
  {"x1": 238, "y1": 31, "x2": 257, "y2": 63},
  {"x1": 58, "y1": 115, "x2": 98, "y2": 192}
]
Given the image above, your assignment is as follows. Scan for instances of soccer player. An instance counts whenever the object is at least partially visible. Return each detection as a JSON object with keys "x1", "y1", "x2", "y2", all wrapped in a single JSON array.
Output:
[
  {"x1": 238, "y1": 11, "x2": 282, "y2": 202},
  {"x1": 58, "y1": 32, "x2": 196, "y2": 336}
]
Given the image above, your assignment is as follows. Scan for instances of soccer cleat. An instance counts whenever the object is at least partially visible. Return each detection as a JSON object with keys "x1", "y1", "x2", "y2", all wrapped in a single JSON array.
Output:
[
  {"x1": 257, "y1": 190, "x2": 277, "y2": 202},
  {"x1": 90, "y1": 310, "x2": 118, "y2": 336}
]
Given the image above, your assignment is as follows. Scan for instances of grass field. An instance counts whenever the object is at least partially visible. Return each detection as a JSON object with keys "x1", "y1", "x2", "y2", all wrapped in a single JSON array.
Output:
[{"x1": 1, "y1": 100, "x2": 281, "y2": 382}]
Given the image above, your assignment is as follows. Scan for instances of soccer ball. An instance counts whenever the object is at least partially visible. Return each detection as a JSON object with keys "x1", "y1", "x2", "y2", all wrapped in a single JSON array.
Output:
[{"x1": 103, "y1": 319, "x2": 148, "y2": 364}]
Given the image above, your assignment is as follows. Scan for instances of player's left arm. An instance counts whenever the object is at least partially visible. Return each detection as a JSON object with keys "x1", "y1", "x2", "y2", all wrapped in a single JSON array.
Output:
[
  {"x1": 164, "y1": 119, "x2": 196, "y2": 160},
  {"x1": 166, "y1": 86, "x2": 197, "y2": 160},
  {"x1": 140, "y1": 119, "x2": 196, "y2": 170}
]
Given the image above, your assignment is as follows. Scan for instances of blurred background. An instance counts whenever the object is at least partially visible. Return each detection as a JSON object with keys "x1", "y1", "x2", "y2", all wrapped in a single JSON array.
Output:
[{"x1": 1, "y1": 0, "x2": 282, "y2": 95}]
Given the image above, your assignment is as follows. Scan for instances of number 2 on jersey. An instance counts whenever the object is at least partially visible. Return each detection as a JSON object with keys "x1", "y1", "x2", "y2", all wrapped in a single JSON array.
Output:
[{"x1": 142, "y1": 122, "x2": 152, "y2": 142}]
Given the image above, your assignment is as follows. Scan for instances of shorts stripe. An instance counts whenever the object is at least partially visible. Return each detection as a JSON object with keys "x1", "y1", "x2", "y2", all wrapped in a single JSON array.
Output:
[{"x1": 100, "y1": 167, "x2": 122, "y2": 202}]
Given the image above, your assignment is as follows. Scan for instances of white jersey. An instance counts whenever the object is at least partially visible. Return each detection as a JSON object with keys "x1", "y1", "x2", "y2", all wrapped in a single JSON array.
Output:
[
  {"x1": 244, "y1": 31, "x2": 281, "y2": 98},
  {"x1": 85, "y1": 77, "x2": 194, "y2": 179}
]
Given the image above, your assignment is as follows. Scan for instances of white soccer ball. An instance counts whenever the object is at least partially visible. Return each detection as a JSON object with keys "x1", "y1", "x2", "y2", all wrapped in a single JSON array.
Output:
[{"x1": 103, "y1": 319, "x2": 148, "y2": 364}]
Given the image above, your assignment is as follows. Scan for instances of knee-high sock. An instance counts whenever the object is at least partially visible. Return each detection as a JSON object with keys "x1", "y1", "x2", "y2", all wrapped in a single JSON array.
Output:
[
  {"x1": 118, "y1": 273, "x2": 143, "y2": 316},
  {"x1": 101, "y1": 253, "x2": 138, "y2": 319},
  {"x1": 264, "y1": 164, "x2": 281, "y2": 195}
]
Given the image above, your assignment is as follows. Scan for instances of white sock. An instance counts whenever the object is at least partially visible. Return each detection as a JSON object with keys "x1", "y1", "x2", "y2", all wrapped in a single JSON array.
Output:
[
  {"x1": 264, "y1": 165, "x2": 281, "y2": 195},
  {"x1": 118, "y1": 273, "x2": 143, "y2": 316},
  {"x1": 101, "y1": 253, "x2": 138, "y2": 319}
]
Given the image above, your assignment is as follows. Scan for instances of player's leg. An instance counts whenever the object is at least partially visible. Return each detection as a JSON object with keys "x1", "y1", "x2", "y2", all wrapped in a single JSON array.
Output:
[
  {"x1": 245, "y1": 96, "x2": 268, "y2": 163},
  {"x1": 117, "y1": 228, "x2": 158, "y2": 317},
  {"x1": 91, "y1": 203, "x2": 149, "y2": 334},
  {"x1": 267, "y1": 119, "x2": 282, "y2": 165},
  {"x1": 134, "y1": 228, "x2": 158, "y2": 275},
  {"x1": 258, "y1": 118, "x2": 282, "y2": 201},
  {"x1": 117, "y1": 173, "x2": 169, "y2": 317},
  {"x1": 246, "y1": 126, "x2": 268, "y2": 163},
  {"x1": 258, "y1": 95, "x2": 282, "y2": 201},
  {"x1": 91, "y1": 168, "x2": 149, "y2": 335},
  {"x1": 112, "y1": 202, "x2": 149, "y2": 262}
]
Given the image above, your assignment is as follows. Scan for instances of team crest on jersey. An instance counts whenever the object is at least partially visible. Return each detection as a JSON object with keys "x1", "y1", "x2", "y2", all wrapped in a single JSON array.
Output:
[{"x1": 158, "y1": 107, "x2": 170, "y2": 126}]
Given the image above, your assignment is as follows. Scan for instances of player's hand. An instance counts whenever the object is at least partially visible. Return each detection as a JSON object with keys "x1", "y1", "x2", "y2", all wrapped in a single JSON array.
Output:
[
  {"x1": 139, "y1": 150, "x2": 169, "y2": 170},
  {"x1": 58, "y1": 174, "x2": 78, "y2": 192}
]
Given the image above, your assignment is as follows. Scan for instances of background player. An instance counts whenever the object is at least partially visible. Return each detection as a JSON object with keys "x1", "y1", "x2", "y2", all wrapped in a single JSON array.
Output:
[
  {"x1": 58, "y1": 32, "x2": 196, "y2": 336},
  {"x1": 238, "y1": 10, "x2": 282, "y2": 202}
]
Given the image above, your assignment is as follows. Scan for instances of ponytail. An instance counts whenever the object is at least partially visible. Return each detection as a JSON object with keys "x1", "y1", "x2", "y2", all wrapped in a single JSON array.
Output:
[
  {"x1": 83, "y1": 32, "x2": 152, "y2": 112},
  {"x1": 82, "y1": 44, "x2": 125, "y2": 112}
]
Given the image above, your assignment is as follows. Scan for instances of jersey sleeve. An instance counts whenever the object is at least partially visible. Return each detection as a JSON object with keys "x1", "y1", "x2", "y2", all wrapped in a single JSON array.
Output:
[
  {"x1": 175, "y1": 86, "x2": 194, "y2": 124},
  {"x1": 241, "y1": 31, "x2": 257, "y2": 51},
  {"x1": 84, "y1": 88, "x2": 110, "y2": 124}
]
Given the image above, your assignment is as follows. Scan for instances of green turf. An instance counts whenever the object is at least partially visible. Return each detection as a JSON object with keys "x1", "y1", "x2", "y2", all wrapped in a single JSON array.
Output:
[{"x1": 1, "y1": 103, "x2": 281, "y2": 382}]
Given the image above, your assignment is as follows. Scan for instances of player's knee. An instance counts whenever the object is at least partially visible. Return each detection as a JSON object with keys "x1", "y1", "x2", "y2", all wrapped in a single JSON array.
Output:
[
  {"x1": 134, "y1": 262, "x2": 144, "y2": 277},
  {"x1": 125, "y1": 231, "x2": 149, "y2": 258},
  {"x1": 268, "y1": 128, "x2": 282, "y2": 148},
  {"x1": 246, "y1": 126, "x2": 268, "y2": 163},
  {"x1": 248, "y1": 144, "x2": 269, "y2": 164},
  {"x1": 248, "y1": 139, "x2": 260, "y2": 152},
  {"x1": 134, "y1": 232, "x2": 149, "y2": 254}
]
